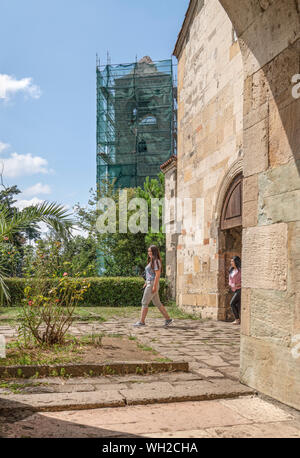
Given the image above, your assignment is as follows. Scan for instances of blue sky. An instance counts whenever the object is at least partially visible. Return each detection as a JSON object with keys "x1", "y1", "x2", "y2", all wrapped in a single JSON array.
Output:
[{"x1": 0, "y1": 0, "x2": 189, "y2": 217}]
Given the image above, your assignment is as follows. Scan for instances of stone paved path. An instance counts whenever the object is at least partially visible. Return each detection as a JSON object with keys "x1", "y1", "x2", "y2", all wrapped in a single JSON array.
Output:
[
  {"x1": 0, "y1": 318, "x2": 249, "y2": 409},
  {"x1": 73, "y1": 317, "x2": 241, "y2": 380},
  {"x1": 1, "y1": 318, "x2": 300, "y2": 438},
  {"x1": 1, "y1": 396, "x2": 300, "y2": 438},
  {"x1": 0, "y1": 317, "x2": 241, "y2": 380},
  {"x1": 0, "y1": 318, "x2": 252, "y2": 413}
]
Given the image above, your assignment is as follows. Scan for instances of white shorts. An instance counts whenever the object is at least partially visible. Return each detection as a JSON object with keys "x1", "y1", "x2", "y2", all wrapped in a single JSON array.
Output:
[{"x1": 141, "y1": 280, "x2": 162, "y2": 308}]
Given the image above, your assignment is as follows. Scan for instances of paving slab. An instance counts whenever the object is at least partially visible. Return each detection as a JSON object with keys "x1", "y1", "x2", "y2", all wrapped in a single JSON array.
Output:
[
  {"x1": 18, "y1": 399, "x2": 252, "y2": 437},
  {"x1": 143, "y1": 421, "x2": 300, "y2": 438},
  {"x1": 3, "y1": 396, "x2": 299, "y2": 438},
  {"x1": 120, "y1": 379, "x2": 255, "y2": 406},
  {"x1": 0, "y1": 378, "x2": 255, "y2": 411},
  {"x1": 184, "y1": 368, "x2": 225, "y2": 378},
  {"x1": 218, "y1": 366, "x2": 240, "y2": 380},
  {"x1": 0, "y1": 390, "x2": 125, "y2": 412},
  {"x1": 21, "y1": 384, "x2": 96, "y2": 394},
  {"x1": 219, "y1": 397, "x2": 295, "y2": 422}
]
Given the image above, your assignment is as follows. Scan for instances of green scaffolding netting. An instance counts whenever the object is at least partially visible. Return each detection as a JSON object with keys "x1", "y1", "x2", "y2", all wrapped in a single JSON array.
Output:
[{"x1": 96, "y1": 57, "x2": 175, "y2": 190}]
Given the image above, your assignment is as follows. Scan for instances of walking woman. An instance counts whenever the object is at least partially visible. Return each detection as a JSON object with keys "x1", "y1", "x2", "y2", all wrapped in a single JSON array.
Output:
[
  {"x1": 229, "y1": 256, "x2": 241, "y2": 325},
  {"x1": 134, "y1": 245, "x2": 173, "y2": 327}
]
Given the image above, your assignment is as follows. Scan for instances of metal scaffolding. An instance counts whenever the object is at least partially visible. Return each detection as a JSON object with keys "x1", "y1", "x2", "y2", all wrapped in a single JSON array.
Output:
[{"x1": 96, "y1": 56, "x2": 176, "y2": 191}]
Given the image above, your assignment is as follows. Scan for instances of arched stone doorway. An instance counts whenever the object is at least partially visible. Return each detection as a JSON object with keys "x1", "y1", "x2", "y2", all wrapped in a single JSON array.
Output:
[{"x1": 218, "y1": 173, "x2": 243, "y2": 321}]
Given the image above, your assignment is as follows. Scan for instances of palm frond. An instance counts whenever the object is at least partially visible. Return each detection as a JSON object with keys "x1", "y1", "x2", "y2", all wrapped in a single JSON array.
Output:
[
  {"x1": 0, "y1": 202, "x2": 74, "y2": 240},
  {"x1": 0, "y1": 259, "x2": 10, "y2": 303},
  {"x1": 0, "y1": 201, "x2": 75, "y2": 301}
]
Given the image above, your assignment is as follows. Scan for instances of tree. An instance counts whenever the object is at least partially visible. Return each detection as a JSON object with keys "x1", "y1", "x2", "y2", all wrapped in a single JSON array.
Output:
[
  {"x1": 0, "y1": 185, "x2": 41, "y2": 243},
  {"x1": 136, "y1": 173, "x2": 166, "y2": 257},
  {"x1": 74, "y1": 173, "x2": 166, "y2": 276},
  {"x1": 0, "y1": 201, "x2": 74, "y2": 301}
]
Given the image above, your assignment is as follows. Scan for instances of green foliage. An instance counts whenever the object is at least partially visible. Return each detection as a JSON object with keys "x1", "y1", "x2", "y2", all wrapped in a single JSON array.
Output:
[
  {"x1": 136, "y1": 173, "x2": 166, "y2": 257},
  {"x1": 77, "y1": 277, "x2": 168, "y2": 307},
  {"x1": 0, "y1": 241, "x2": 22, "y2": 277},
  {"x1": 74, "y1": 173, "x2": 166, "y2": 277},
  {"x1": 4, "y1": 276, "x2": 168, "y2": 307},
  {"x1": 0, "y1": 192, "x2": 74, "y2": 302},
  {"x1": 18, "y1": 275, "x2": 90, "y2": 346},
  {"x1": 23, "y1": 236, "x2": 98, "y2": 279},
  {"x1": 17, "y1": 243, "x2": 90, "y2": 345},
  {"x1": 59, "y1": 236, "x2": 98, "y2": 277},
  {"x1": 0, "y1": 185, "x2": 41, "y2": 244},
  {"x1": 0, "y1": 278, "x2": 26, "y2": 306}
]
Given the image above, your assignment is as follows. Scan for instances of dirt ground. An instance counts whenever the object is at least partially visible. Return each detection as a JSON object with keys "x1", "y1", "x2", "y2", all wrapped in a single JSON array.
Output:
[
  {"x1": 0, "y1": 336, "x2": 163, "y2": 367},
  {"x1": 80, "y1": 337, "x2": 162, "y2": 363}
]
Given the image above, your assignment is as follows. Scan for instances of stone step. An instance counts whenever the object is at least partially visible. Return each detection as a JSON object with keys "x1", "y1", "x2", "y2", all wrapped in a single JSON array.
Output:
[
  {"x1": 0, "y1": 360, "x2": 188, "y2": 378},
  {"x1": 0, "y1": 379, "x2": 256, "y2": 413}
]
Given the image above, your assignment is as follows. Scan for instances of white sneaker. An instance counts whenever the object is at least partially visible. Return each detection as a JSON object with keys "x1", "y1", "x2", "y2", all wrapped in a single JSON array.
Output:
[
  {"x1": 164, "y1": 319, "x2": 173, "y2": 327},
  {"x1": 133, "y1": 321, "x2": 146, "y2": 327}
]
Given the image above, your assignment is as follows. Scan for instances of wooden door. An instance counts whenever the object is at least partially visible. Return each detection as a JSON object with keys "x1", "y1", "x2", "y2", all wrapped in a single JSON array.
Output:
[
  {"x1": 220, "y1": 174, "x2": 243, "y2": 321},
  {"x1": 221, "y1": 174, "x2": 242, "y2": 230}
]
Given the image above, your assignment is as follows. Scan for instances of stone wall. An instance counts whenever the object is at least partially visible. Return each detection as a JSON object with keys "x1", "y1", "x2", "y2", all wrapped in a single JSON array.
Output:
[
  {"x1": 161, "y1": 156, "x2": 178, "y2": 299},
  {"x1": 219, "y1": 0, "x2": 300, "y2": 411},
  {"x1": 172, "y1": 0, "x2": 300, "y2": 410},
  {"x1": 174, "y1": 0, "x2": 244, "y2": 318}
]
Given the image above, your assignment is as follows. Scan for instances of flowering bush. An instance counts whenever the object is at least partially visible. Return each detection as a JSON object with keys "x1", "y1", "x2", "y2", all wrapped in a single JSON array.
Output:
[
  {"x1": 18, "y1": 275, "x2": 90, "y2": 345},
  {"x1": 18, "y1": 241, "x2": 90, "y2": 345},
  {"x1": 0, "y1": 241, "x2": 22, "y2": 277}
]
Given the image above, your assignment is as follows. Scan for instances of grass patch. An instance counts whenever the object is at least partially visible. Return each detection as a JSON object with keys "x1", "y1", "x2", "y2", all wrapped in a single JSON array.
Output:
[
  {"x1": 0, "y1": 333, "x2": 110, "y2": 367},
  {"x1": 128, "y1": 335, "x2": 137, "y2": 341},
  {"x1": 0, "y1": 332, "x2": 164, "y2": 370},
  {"x1": 137, "y1": 343, "x2": 158, "y2": 354},
  {"x1": 0, "y1": 301, "x2": 206, "y2": 326},
  {"x1": 0, "y1": 340, "x2": 84, "y2": 367},
  {"x1": 0, "y1": 381, "x2": 46, "y2": 394},
  {"x1": 155, "y1": 357, "x2": 172, "y2": 363}
]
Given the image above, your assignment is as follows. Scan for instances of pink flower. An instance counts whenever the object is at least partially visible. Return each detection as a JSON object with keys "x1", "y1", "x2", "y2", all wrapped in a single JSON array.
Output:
[
  {"x1": 63, "y1": 272, "x2": 68, "y2": 277},
  {"x1": 28, "y1": 301, "x2": 33, "y2": 306}
]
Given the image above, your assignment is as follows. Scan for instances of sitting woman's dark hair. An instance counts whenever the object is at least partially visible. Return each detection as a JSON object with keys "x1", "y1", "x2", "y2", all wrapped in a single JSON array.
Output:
[{"x1": 229, "y1": 255, "x2": 241, "y2": 273}]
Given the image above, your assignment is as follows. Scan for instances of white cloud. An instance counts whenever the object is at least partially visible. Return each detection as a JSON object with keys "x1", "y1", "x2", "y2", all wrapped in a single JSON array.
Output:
[
  {"x1": 0, "y1": 142, "x2": 10, "y2": 153},
  {"x1": 36, "y1": 222, "x2": 49, "y2": 234},
  {"x1": 23, "y1": 183, "x2": 51, "y2": 197},
  {"x1": 0, "y1": 74, "x2": 41, "y2": 101},
  {"x1": 12, "y1": 197, "x2": 44, "y2": 211},
  {"x1": 71, "y1": 225, "x2": 88, "y2": 238},
  {"x1": 0, "y1": 152, "x2": 50, "y2": 177},
  {"x1": 13, "y1": 198, "x2": 60, "y2": 237},
  {"x1": 12, "y1": 197, "x2": 49, "y2": 235}
]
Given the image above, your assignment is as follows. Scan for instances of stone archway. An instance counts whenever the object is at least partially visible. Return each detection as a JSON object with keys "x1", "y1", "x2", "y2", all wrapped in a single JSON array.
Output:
[
  {"x1": 217, "y1": 0, "x2": 300, "y2": 409},
  {"x1": 217, "y1": 173, "x2": 243, "y2": 321}
]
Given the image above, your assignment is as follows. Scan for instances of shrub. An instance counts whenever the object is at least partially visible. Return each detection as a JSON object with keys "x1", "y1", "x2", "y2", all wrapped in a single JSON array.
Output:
[
  {"x1": 18, "y1": 276, "x2": 90, "y2": 345},
  {"x1": 3, "y1": 277, "x2": 168, "y2": 307}
]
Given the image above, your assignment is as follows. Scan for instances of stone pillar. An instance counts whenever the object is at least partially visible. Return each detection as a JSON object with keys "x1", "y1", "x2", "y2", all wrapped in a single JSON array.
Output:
[{"x1": 160, "y1": 156, "x2": 178, "y2": 299}]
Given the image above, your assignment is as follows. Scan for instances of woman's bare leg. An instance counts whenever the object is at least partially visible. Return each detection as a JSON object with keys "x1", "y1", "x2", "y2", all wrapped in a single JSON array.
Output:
[
  {"x1": 158, "y1": 304, "x2": 170, "y2": 320},
  {"x1": 140, "y1": 307, "x2": 148, "y2": 324}
]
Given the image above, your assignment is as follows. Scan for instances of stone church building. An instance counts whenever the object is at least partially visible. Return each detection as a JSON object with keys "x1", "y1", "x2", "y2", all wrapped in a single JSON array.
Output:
[{"x1": 161, "y1": 0, "x2": 300, "y2": 410}]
